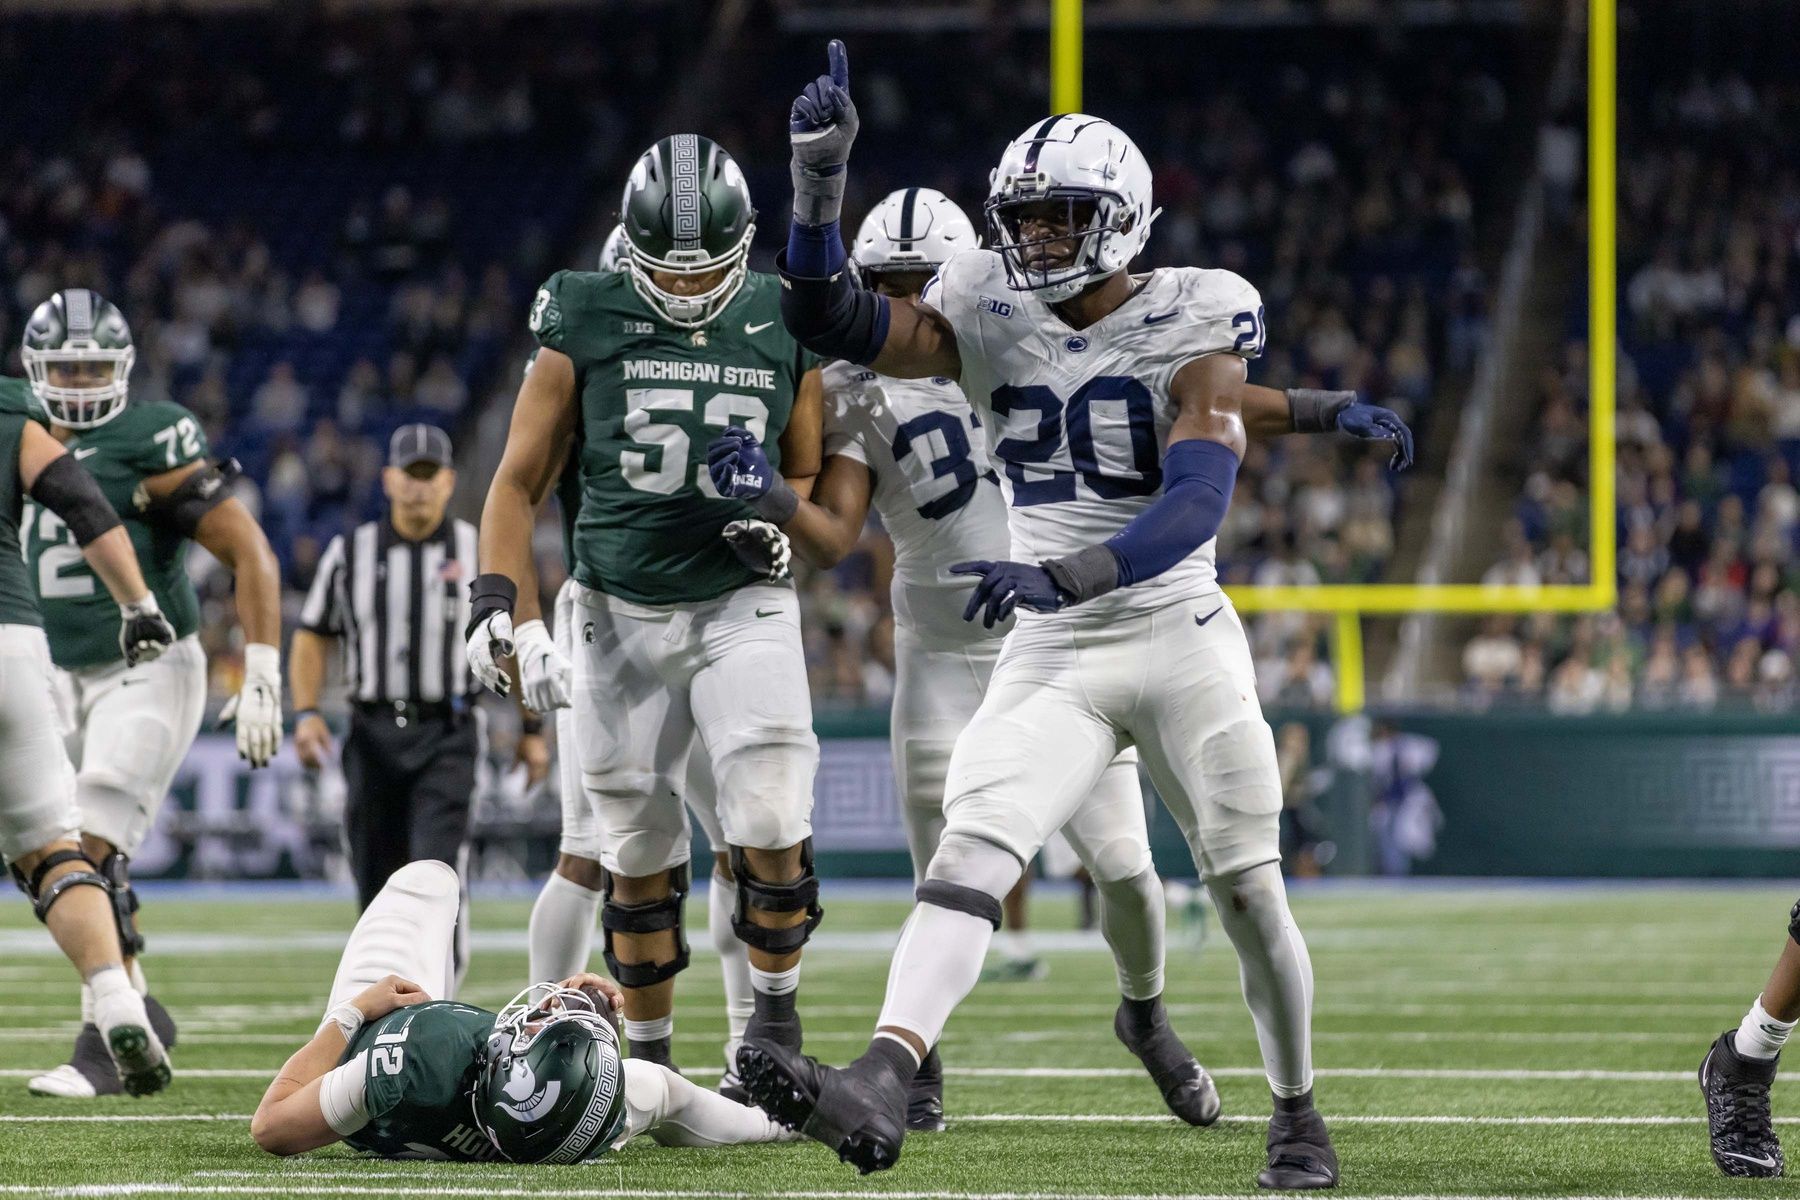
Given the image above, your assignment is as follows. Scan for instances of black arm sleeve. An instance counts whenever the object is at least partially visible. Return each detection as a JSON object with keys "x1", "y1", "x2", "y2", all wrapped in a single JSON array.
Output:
[
  {"x1": 29, "y1": 454, "x2": 122, "y2": 547},
  {"x1": 774, "y1": 250, "x2": 890, "y2": 366},
  {"x1": 152, "y1": 458, "x2": 240, "y2": 537}
]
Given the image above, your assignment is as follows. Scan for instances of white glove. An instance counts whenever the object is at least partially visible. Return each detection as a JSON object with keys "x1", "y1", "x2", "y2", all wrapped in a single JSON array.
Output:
[
  {"x1": 723, "y1": 519, "x2": 793, "y2": 582},
  {"x1": 218, "y1": 642, "x2": 282, "y2": 768},
  {"x1": 118, "y1": 594, "x2": 175, "y2": 667},
  {"x1": 466, "y1": 609, "x2": 515, "y2": 696},
  {"x1": 512, "y1": 618, "x2": 571, "y2": 713}
]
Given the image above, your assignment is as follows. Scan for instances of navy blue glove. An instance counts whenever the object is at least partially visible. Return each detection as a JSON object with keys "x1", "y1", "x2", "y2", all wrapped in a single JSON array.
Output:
[
  {"x1": 706, "y1": 426, "x2": 774, "y2": 500},
  {"x1": 1337, "y1": 402, "x2": 1415, "y2": 471},
  {"x1": 950, "y1": 560, "x2": 1070, "y2": 629},
  {"x1": 790, "y1": 39, "x2": 855, "y2": 140}
]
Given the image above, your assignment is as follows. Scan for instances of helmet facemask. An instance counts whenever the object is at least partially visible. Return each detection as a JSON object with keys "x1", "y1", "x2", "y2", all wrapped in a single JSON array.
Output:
[
  {"x1": 985, "y1": 189, "x2": 1137, "y2": 303},
  {"x1": 471, "y1": 983, "x2": 626, "y2": 1163},
  {"x1": 624, "y1": 225, "x2": 755, "y2": 329}
]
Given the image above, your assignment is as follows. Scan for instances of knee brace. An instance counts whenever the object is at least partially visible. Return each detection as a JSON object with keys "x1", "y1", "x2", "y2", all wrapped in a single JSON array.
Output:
[
  {"x1": 729, "y1": 839, "x2": 823, "y2": 955},
  {"x1": 600, "y1": 864, "x2": 691, "y2": 989},
  {"x1": 99, "y1": 852, "x2": 145, "y2": 957},
  {"x1": 10, "y1": 850, "x2": 109, "y2": 925}
]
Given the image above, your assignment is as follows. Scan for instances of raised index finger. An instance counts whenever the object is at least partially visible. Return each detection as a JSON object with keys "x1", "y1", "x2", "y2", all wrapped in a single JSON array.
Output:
[{"x1": 827, "y1": 39, "x2": 849, "y2": 89}]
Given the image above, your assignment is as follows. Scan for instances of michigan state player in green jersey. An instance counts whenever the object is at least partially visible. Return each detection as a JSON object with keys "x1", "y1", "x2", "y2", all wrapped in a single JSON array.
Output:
[
  {"x1": 0, "y1": 344, "x2": 179, "y2": 1096},
  {"x1": 9, "y1": 290, "x2": 285, "y2": 1101},
  {"x1": 469, "y1": 135, "x2": 827, "y2": 1082},
  {"x1": 251, "y1": 860, "x2": 794, "y2": 1161}
]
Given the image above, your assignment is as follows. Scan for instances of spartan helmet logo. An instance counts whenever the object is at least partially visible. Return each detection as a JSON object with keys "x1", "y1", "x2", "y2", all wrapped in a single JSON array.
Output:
[{"x1": 497, "y1": 1059, "x2": 562, "y2": 1123}]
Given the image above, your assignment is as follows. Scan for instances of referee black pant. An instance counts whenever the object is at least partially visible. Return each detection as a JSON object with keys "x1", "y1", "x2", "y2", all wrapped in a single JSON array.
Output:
[{"x1": 342, "y1": 701, "x2": 477, "y2": 980}]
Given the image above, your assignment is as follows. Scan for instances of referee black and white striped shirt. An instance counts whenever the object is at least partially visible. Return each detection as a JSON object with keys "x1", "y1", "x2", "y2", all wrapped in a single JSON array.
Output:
[{"x1": 300, "y1": 514, "x2": 478, "y2": 704}]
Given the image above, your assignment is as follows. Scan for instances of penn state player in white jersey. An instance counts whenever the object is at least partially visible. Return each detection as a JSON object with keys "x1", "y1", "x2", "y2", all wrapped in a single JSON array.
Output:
[
  {"x1": 710, "y1": 187, "x2": 1222, "y2": 1134},
  {"x1": 722, "y1": 44, "x2": 1413, "y2": 1188}
]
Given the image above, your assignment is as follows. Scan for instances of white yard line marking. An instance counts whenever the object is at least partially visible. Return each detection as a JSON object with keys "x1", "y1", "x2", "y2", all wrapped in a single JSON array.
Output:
[
  {"x1": 0, "y1": 1111, "x2": 1769, "y2": 1127},
  {"x1": 0, "y1": 1187, "x2": 1745, "y2": 1200},
  {"x1": 0, "y1": 1066, "x2": 1698, "y2": 1083}
]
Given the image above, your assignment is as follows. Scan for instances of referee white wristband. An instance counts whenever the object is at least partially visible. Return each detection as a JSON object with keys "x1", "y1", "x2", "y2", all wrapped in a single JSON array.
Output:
[{"x1": 320, "y1": 1001, "x2": 365, "y2": 1044}]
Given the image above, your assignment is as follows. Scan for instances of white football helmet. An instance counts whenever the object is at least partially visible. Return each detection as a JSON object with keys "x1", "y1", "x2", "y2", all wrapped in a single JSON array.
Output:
[
  {"x1": 985, "y1": 114, "x2": 1159, "y2": 303},
  {"x1": 851, "y1": 187, "x2": 978, "y2": 284},
  {"x1": 598, "y1": 224, "x2": 629, "y2": 273}
]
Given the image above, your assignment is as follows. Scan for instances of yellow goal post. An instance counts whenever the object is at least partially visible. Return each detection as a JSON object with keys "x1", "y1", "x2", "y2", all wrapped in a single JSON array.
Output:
[{"x1": 1051, "y1": 0, "x2": 1618, "y2": 712}]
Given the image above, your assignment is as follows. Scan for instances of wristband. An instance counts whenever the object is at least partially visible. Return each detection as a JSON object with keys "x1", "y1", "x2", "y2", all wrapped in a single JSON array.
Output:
[
  {"x1": 752, "y1": 475, "x2": 800, "y2": 526},
  {"x1": 1287, "y1": 388, "x2": 1357, "y2": 434},
  {"x1": 465, "y1": 573, "x2": 518, "y2": 640},
  {"x1": 295, "y1": 708, "x2": 322, "y2": 724},
  {"x1": 320, "y1": 1000, "x2": 365, "y2": 1043},
  {"x1": 1042, "y1": 545, "x2": 1122, "y2": 606}
]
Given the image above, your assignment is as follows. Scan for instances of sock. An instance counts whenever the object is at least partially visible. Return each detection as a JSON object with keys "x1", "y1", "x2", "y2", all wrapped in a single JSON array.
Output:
[
  {"x1": 1095, "y1": 867, "x2": 1166, "y2": 1001},
  {"x1": 527, "y1": 872, "x2": 602, "y2": 985},
  {"x1": 1205, "y1": 862, "x2": 1314, "y2": 1098},
  {"x1": 125, "y1": 959, "x2": 147, "y2": 995},
  {"x1": 1117, "y1": 994, "x2": 1166, "y2": 1034},
  {"x1": 750, "y1": 964, "x2": 800, "y2": 1024},
  {"x1": 860, "y1": 1032, "x2": 923, "y2": 1082},
  {"x1": 87, "y1": 965, "x2": 131, "y2": 1004},
  {"x1": 875, "y1": 902, "x2": 994, "y2": 1048},
  {"x1": 626, "y1": 1015, "x2": 674, "y2": 1043},
  {"x1": 710, "y1": 873, "x2": 754, "y2": 1045},
  {"x1": 1737, "y1": 995, "x2": 1797, "y2": 1060}
]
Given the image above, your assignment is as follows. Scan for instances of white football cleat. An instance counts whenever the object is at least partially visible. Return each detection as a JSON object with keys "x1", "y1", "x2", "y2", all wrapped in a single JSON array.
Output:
[{"x1": 27, "y1": 1063, "x2": 98, "y2": 1099}]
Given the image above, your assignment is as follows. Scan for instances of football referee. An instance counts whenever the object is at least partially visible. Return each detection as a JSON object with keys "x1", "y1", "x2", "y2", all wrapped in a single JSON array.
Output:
[{"x1": 288, "y1": 424, "x2": 546, "y2": 984}]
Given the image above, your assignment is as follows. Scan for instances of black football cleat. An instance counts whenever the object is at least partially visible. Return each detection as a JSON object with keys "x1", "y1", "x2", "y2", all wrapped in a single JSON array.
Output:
[
  {"x1": 907, "y1": 1045, "x2": 946, "y2": 1132},
  {"x1": 1114, "y1": 997, "x2": 1220, "y2": 1126},
  {"x1": 1257, "y1": 1091, "x2": 1339, "y2": 1190},
  {"x1": 29, "y1": 995, "x2": 178, "y2": 1099},
  {"x1": 1700, "y1": 1030, "x2": 1784, "y2": 1178},
  {"x1": 737, "y1": 1038, "x2": 908, "y2": 1174},
  {"x1": 719, "y1": 1044, "x2": 750, "y2": 1105}
]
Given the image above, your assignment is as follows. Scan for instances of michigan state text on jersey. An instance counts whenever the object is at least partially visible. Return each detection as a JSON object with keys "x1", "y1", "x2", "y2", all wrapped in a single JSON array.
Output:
[{"x1": 469, "y1": 134, "x2": 828, "y2": 1080}]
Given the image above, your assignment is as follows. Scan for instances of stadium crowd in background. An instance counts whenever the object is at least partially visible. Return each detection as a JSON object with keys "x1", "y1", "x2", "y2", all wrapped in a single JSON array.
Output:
[{"x1": 1465, "y1": 67, "x2": 1800, "y2": 713}]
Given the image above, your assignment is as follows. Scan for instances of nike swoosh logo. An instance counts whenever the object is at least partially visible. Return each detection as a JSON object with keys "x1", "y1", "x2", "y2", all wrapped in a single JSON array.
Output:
[
  {"x1": 755, "y1": 607, "x2": 781, "y2": 618},
  {"x1": 1142, "y1": 311, "x2": 1179, "y2": 326},
  {"x1": 744, "y1": 321, "x2": 775, "y2": 335},
  {"x1": 1719, "y1": 1151, "x2": 1780, "y2": 1169},
  {"x1": 73, "y1": 448, "x2": 97, "y2": 459},
  {"x1": 1195, "y1": 606, "x2": 1224, "y2": 626}
]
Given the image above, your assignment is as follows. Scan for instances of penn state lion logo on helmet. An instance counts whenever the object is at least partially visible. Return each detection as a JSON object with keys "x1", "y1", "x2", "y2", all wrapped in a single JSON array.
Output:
[{"x1": 21, "y1": 288, "x2": 136, "y2": 430}]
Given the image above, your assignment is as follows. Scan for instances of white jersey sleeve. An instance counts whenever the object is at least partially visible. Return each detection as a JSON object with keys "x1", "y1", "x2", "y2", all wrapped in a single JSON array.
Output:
[{"x1": 820, "y1": 358, "x2": 1011, "y2": 647}]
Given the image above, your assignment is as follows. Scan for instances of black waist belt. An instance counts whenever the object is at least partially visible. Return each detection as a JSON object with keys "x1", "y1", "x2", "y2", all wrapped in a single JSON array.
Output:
[{"x1": 353, "y1": 699, "x2": 464, "y2": 726}]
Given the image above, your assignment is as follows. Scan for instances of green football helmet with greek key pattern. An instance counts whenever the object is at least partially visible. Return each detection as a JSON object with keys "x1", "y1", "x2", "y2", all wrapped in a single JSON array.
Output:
[
  {"x1": 470, "y1": 984, "x2": 627, "y2": 1163},
  {"x1": 619, "y1": 135, "x2": 756, "y2": 329}
]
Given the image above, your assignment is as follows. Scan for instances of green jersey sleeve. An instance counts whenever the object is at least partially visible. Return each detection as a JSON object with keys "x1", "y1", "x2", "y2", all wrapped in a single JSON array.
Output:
[
  {"x1": 529, "y1": 271, "x2": 572, "y2": 353},
  {"x1": 129, "y1": 402, "x2": 210, "y2": 478}
]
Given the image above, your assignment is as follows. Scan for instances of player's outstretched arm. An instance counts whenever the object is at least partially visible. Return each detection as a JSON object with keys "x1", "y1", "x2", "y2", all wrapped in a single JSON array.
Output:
[
  {"x1": 19, "y1": 421, "x2": 175, "y2": 664},
  {"x1": 468, "y1": 348, "x2": 578, "y2": 697},
  {"x1": 1237, "y1": 382, "x2": 1415, "y2": 469},
  {"x1": 952, "y1": 354, "x2": 1247, "y2": 627},
  {"x1": 777, "y1": 39, "x2": 962, "y2": 380},
  {"x1": 252, "y1": 974, "x2": 427, "y2": 1157}
]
